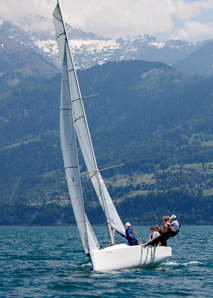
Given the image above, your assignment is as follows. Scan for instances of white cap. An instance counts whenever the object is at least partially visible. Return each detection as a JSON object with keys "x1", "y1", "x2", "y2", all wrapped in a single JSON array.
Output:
[
  {"x1": 125, "y1": 222, "x2": 131, "y2": 227},
  {"x1": 170, "y1": 215, "x2": 177, "y2": 220}
]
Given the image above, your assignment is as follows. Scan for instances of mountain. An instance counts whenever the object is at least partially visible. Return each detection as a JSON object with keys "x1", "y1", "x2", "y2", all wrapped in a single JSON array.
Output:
[
  {"x1": 0, "y1": 20, "x2": 207, "y2": 70},
  {"x1": 0, "y1": 31, "x2": 59, "y2": 91},
  {"x1": 2, "y1": 58, "x2": 213, "y2": 163},
  {"x1": 1, "y1": 60, "x2": 213, "y2": 226},
  {"x1": 174, "y1": 40, "x2": 213, "y2": 76}
]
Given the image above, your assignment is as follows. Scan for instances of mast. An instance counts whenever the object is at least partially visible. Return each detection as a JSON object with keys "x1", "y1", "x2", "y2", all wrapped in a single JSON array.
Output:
[{"x1": 53, "y1": 1, "x2": 125, "y2": 245}]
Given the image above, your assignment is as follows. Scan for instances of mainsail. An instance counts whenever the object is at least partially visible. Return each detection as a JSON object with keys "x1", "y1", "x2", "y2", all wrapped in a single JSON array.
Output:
[
  {"x1": 58, "y1": 25, "x2": 99, "y2": 254},
  {"x1": 53, "y1": 2, "x2": 125, "y2": 242}
]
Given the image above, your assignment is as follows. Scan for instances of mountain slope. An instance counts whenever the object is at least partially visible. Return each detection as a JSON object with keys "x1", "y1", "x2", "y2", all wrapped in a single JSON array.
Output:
[
  {"x1": 79, "y1": 60, "x2": 213, "y2": 154},
  {"x1": 174, "y1": 40, "x2": 213, "y2": 76},
  {"x1": 0, "y1": 31, "x2": 59, "y2": 91},
  {"x1": 1, "y1": 60, "x2": 213, "y2": 185}
]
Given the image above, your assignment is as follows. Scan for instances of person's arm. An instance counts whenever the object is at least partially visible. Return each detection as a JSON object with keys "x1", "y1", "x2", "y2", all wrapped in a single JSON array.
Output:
[{"x1": 129, "y1": 229, "x2": 135, "y2": 238}]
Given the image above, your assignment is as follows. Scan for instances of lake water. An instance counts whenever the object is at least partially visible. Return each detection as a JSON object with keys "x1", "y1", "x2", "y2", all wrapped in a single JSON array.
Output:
[{"x1": 0, "y1": 226, "x2": 212, "y2": 297}]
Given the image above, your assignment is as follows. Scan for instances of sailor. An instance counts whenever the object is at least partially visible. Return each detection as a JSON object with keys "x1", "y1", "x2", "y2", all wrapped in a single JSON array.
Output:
[
  {"x1": 145, "y1": 217, "x2": 170, "y2": 247},
  {"x1": 170, "y1": 215, "x2": 180, "y2": 237},
  {"x1": 148, "y1": 226, "x2": 160, "y2": 243},
  {"x1": 125, "y1": 222, "x2": 138, "y2": 246}
]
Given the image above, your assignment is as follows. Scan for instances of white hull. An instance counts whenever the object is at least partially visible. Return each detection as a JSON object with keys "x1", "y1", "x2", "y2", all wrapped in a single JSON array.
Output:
[{"x1": 90, "y1": 243, "x2": 172, "y2": 271}]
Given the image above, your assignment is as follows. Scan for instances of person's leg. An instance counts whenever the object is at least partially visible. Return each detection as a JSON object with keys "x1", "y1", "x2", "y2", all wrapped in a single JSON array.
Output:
[
  {"x1": 146, "y1": 235, "x2": 161, "y2": 246},
  {"x1": 170, "y1": 231, "x2": 178, "y2": 237}
]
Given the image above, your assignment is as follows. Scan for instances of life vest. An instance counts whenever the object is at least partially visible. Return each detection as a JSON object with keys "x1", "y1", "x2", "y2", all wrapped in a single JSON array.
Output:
[{"x1": 167, "y1": 223, "x2": 171, "y2": 232}]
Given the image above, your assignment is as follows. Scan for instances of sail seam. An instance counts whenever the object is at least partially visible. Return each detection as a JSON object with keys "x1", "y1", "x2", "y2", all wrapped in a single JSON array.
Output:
[
  {"x1": 74, "y1": 115, "x2": 84, "y2": 122},
  {"x1": 56, "y1": 32, "x2": 65, "y2": 39},
  {"x1": 72, "y1": 98, "x2": 80, "y2": 103},
  {"x1": 60, "y1": 108, "x2": 71, "y2": 110},
  {"x1": 53, "y1": 13, "x2": 63, "y2": 23},
  {"x1": 90, "y1": 173, "x2": 96, "y2": 179}
]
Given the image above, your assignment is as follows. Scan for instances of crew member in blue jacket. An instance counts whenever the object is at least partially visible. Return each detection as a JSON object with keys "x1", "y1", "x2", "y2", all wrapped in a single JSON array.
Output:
[{"x1": 125, "y1": 222, "x2": 138, "y2": 245}]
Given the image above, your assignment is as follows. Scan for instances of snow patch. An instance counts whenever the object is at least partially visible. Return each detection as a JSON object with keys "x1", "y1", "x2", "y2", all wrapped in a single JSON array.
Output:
[
  {"x1": 69, "y1": 39, "x2": 120, "y2": 51},
  {"x1": 148, "y1": 42, "x2": 166, "y2": 49},
  {"x1": 33, "y1": 39, "x2": 59, "y2": 55},
  {"x1": 9, "y1": 28, "x2": 18, "y2": 32}
]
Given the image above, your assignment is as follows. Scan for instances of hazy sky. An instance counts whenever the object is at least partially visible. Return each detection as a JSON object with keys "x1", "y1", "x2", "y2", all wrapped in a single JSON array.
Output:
[{"x1": 1, "y1": 0, "x2": 213, "y2": 41}]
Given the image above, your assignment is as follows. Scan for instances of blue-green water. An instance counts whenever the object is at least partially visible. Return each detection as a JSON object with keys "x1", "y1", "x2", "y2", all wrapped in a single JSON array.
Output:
[{"x1": 0, "y1": 226, "x2": 212, "y2": 297}]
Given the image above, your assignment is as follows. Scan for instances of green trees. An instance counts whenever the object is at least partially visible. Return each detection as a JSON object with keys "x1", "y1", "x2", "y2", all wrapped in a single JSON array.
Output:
[{"x1": 1, "y1": 59, "x2": 213, "y2": 224}]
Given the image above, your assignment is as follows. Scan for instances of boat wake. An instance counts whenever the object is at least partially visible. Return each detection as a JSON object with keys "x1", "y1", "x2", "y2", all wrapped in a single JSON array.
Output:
[{"x1": 164, "y1": 260, "x2": 203, "y2": 267}]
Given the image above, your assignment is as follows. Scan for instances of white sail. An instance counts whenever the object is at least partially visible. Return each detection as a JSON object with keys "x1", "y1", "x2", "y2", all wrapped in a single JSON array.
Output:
[
  {"x1": 53, "y1": 2, "x2": 173, "y2": 271},
  {"x1": 58, "y1": 27, "x2": 99, "y2": 254},
  {"x1": 53, "y1": 2, "x2": 125, "y2": 237},
  {"x1": 85, "y1": 214, "x2": 100, "y2": 251}
]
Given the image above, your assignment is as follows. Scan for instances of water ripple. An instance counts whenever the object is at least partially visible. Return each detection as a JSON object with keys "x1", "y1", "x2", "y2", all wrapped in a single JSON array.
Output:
[{"x1": 0, "y1": 226, "x2": 212, "y2": 297}]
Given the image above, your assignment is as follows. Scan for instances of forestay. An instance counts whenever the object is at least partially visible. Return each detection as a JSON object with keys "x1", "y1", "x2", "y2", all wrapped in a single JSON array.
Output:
[{"x1": 53, "y1": 2, "x2": 125, "y2": 238}]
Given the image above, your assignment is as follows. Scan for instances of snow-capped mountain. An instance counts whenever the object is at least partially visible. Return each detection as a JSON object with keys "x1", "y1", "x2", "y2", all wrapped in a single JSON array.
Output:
[
  {"x1": 0, "y1": 18, "x2": 208, "y2": 71},
  {"x1": 0, "y1": 30, "x2": 59, "y2": 92}
]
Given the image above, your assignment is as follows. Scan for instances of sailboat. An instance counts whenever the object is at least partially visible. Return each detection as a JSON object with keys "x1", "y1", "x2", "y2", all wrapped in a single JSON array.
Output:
[{"x1": 53, "y1": 0, "x2": 172, "y2": 271}]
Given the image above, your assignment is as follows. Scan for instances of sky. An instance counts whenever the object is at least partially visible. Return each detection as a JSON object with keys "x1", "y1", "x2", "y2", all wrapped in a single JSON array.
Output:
[{"x1": 1, "y1": 0, "x2": 213, "y2": 41}]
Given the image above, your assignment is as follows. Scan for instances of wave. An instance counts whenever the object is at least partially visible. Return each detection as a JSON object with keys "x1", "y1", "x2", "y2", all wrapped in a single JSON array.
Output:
[
  {"x1": 164, "y1": 260, "x2": 203, "y2": 267},
  {"x1": 81, "y1": 262, "x2": 92, "y2": 267},
  {"x1": 183, "y1": 261, "x2": 203, "y2": 266}
]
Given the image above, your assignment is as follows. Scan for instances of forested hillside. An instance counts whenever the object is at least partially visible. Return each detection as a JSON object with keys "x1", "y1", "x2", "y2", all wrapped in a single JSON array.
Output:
[{"x1": 1, "y1": 60, "x2": 213, "y2": 225}]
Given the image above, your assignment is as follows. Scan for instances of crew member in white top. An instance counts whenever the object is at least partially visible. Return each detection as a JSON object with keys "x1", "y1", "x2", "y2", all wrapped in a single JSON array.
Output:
[
  {"x1": 148, "y1": 226, "x2": 160, "y2": 245},
  {"x1": 170, "y1": 214, "x2": 180, "y2": 237}
]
